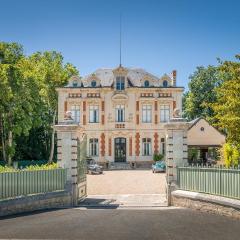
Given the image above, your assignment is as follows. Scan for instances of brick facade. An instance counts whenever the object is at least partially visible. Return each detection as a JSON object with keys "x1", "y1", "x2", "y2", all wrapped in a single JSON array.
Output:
[
  {"x1": 135, "y1": 132, "x2": 140, "y2": 156},
  {"x1": 154, "y1": 132, "x2": 159, "y2": 154},
  {"x1": 100, "y1": 133, "x2": 105, "y2": 157}
]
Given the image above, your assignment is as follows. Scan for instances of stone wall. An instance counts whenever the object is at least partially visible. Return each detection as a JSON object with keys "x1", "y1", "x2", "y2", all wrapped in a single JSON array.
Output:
[
  {"x1": 172, "y1": 190, "x2": 240, "y2": 220},
  {"x1": 0, "y1": 190, "x2": 71, "y2": 217}
]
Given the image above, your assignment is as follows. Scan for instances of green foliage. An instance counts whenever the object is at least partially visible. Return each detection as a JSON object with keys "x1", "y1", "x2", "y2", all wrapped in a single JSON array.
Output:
[
  {"x1": 0, "y1": 163, "x2": 58, "y2": 173},
  {"x1": 153, "y1": 153, "x2": 164, "y2": 162},
  {"x1": 25, "y1": 163, "x2": 58, "y2": 171},
  {"x1": 211, "y1": 55, "x2": 240, "y2": 147},
  {"x1": 188, "y1": 148, "x2": 199, "y2": 162},
  {"x1": 222, "y1": 143, "x2": 240, "y2": 167},
  {"x1": 183, "y1": 66, "x2": 221, "y2": 121},
  {"x1": 0, "y1": 165, "x2": 16, "y2": 173},
  {"x1": 0, "y1": 42, "x2": 79, "y2": 164}
]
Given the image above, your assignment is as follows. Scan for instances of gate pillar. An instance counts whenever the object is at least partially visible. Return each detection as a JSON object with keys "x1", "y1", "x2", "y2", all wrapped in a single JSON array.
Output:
[
  {"x1": 54, "y1": 114, "x2": 85, "y2": 206},
  {"x1": 164, "y1": 109, "x2": 189, "y2": 204}
]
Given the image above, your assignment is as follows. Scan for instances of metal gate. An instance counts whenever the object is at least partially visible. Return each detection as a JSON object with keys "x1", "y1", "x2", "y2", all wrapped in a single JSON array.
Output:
[{"x1": 77, "y1": 135, "x2": 87, "y2": 200}]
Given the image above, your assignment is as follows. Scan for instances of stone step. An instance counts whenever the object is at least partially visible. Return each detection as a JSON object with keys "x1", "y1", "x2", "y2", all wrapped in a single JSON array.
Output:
[
  {"x1": 78, "y1": 194, "x2": 168, "y2": 208},
  {"x1": 109, "y1": 163, "x2": 132, "y2": 170}
]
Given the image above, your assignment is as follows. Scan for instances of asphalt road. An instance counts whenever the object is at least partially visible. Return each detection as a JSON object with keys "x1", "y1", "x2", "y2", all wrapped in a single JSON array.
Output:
[{"x1": 0, "y1": 207, "x2": 240, "y2": 240}]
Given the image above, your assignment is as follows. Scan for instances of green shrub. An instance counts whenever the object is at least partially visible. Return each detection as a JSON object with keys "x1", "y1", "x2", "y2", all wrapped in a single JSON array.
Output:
[
  {"x1": 153, "y1": 153, "x2": 164, "y2": 162},
  {"x1": 25, "y1": 163, "x2": 58, "y2": 171},
  {"x1": 223, "y1": 143, "x2": 240, "y2": 167},
  {"x1": 0, "y1": 165, "x2": 16, "y2": 173},
  {"x1": 0, "y1": 163, "x2": 59, "y2": 173}
]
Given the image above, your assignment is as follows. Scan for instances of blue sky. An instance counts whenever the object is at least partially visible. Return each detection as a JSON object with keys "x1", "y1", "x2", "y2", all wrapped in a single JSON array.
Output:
[{"x1": 1, "y1": 0, "x2": 240, "y2": 89}]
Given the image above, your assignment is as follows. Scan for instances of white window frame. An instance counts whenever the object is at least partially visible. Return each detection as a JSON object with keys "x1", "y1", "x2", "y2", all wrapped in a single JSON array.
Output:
[
  {"x1": 70, "y1": 105, "x2": 80, "y2": 123},
  {"x1": 89, "y1": 138, "x2": 99, "y2": 156},
  {"x1": 89, "y1": 105, "x2": 99, "y2": 123},
  {"x1": 160, "y1": 105, "x2": 170, "y2": 123},
  {"x1": 115, "y1": 104, "x2": 125, "y2": 122},
  {"x1": 116, "y1": 76, "x2": 125, "y2": 90},
  {"x1": 142, "y1": 104, "x2": 152, "y2": 123},
  {"x1": 142, "y1": 138, "x2": 152, "y2": 156}
]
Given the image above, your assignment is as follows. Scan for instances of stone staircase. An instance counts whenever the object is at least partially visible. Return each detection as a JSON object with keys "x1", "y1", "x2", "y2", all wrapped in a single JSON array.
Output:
[{"x1": 109, "y1": 162, "x2": 132, "y2": 170}]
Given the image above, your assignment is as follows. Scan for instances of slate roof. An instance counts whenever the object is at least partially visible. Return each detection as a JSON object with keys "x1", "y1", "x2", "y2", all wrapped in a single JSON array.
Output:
[{"x1": 66, "y1": 67, "x2": 174, "y2": 88}]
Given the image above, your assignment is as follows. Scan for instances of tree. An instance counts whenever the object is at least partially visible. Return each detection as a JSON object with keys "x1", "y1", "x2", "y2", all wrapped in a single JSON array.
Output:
[
  {"x1": 28, "y1": 52, "x2": 78, "y2": 162},
  {"x1": 0, "y1": 42, "x2": 78, "y2": 164},
  {"x1": 0, "y1": 42, "x2": 40, "y2": 165},
  {"x1": 183, "y1": 66, "x2": 221, "y2": 121},
  {"x1": 212, "y1": 55, "x2": 240, "y2": 150}
]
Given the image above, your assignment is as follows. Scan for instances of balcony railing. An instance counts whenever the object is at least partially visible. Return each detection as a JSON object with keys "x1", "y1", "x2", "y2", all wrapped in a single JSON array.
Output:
[{"x1": 115, "y1": 123, "x2": 125, "y2": 128}]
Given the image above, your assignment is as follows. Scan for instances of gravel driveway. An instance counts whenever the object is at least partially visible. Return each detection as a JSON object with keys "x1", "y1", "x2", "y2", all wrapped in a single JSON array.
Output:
[{"x1": 87, "y1": 170, "x2": 166, "y2": 195}]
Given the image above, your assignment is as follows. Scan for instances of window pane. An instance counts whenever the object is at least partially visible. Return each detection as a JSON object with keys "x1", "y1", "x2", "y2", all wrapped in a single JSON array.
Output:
[
  {"x1": 89, "y1": 105, "x2": 99, "y2": 123},
  {"x1": 142, "y1": 105, "x2": 152, "y2": 123},
  {"x1": 89, "y1": 138, "x2": 98, "y2": 156}
]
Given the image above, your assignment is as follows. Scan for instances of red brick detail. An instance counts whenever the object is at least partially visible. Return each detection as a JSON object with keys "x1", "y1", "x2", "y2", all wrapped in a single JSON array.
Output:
[
  {"x1": 173, "y1": 101, "x2": 176, "y2": 110},
  {"x1": 155, "y1": 114, "x2": 158, "y2": 124},
  {"x1": 154, "y1": 101, "x2": 158, "y2": 111},
  {"x1": 172, "y1": 70, "x2": 177, "y2": 78},
  {"x1": 64, "y1": 101, "x2": 67, "y2": 112},
  {"x1": 108, "y1": 138, "x2": 112, "y2": 156},
  {"x1": 129, "y1": 137, "x2": 132, "y2": 156},
  {"x1": 101, "y1": 114, "x2": 104, "y2": 125},
  {"x1": 136, "y1": 114, "x2": 139, "y2": 125},
  {"x1": 135, "y1": 133, "x2": 140, "y2": 156},
  {"x1": 101, "y1": 101, "x2": 105, "y2": 111},
  {"x1": 154, "y1": 133, "x2": 159, "y2": 154},
  {"x1": 83, "y1": 114, "x2": 86, "y2": 125},
  {"x1": 100, "y1": 133, "x2": 105, "y2": 157},
  {"x1": 136, "y1": 101, "x2": 139, "y2": 111},
  {"x1": 83, "y1": 101, "x2": 86, "y2": 111}
]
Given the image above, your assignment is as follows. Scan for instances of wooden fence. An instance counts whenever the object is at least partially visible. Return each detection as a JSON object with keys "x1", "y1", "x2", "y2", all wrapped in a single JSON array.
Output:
[
  {"x1": 0, "y1": 168, "x2": 67, "y2": 200},
  {"x1": 177, "y1": 166, "x2": 240, "y2": 199}
]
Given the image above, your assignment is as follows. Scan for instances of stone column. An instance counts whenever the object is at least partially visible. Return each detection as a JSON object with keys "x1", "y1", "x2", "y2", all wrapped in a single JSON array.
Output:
[
  {"x1": 164, "y1": 119, "x2": 189, "y2": 184},
  {"x1": 54, "y1": 117, "x2": 84, "y2": 206},
  {"x1": 164, "y1": 115, "x2": 189, "y2": 206},
  {"x1": 164, "y1": 108, "x2": 189, "y2": 183}
]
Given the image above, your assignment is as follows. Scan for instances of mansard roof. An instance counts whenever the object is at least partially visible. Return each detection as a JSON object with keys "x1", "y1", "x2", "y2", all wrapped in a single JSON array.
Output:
[{"x1": 65, "y1": 66, "x2": 178, "y2": 88}]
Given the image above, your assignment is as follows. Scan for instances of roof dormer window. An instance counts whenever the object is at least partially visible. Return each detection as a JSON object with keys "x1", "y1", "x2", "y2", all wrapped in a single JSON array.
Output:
[
  {"x1": 144, "y1": 80, "x2": 150, "y2": 87},
  {"x1": 116, "y1": 76, "x2": 125, "y2": 90},
  {"x1": 163, "y1": 80, "x2": 168, "y2": 87},
  {"x1": 73, "y1": 80, "x2": 78, "y2": 87},
  {"x1": 91, "y1": 80, "x2": 97, "y2": 87}
]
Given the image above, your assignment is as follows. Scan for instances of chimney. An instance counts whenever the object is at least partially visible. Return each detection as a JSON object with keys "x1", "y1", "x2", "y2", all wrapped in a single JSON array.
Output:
[{"x1": 172, "y1": 70, "x2": 177, "y2": 86}]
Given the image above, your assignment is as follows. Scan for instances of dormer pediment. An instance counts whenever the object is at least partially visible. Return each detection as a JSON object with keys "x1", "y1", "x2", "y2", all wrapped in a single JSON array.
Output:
[
  {"x1": 112, "y1": 92, "x2": 129, "y2": 101},
  {"x1": 113, "y1": 66, "x2": 128, "y2": 76}
]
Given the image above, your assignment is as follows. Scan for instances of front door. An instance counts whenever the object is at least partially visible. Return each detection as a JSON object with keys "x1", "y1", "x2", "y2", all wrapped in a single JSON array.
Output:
[{"x1": 115, "y1": 138, "x2": 126, "y2": 162}]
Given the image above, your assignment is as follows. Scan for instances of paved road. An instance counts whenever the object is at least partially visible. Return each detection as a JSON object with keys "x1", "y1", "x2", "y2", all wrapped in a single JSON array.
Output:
[
  {"x1": 87, "y1": 170, "x2": 166, "y2": 195},
  {"x1": 80, "y1": 194, "x2": 167, "y2": 207},
  {"x1": 0, "y1": 208, "x2": 239, "y2": 240}
]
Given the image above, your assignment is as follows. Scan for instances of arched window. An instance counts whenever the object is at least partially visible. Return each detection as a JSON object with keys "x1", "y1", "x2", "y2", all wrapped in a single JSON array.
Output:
[
  {"x1": 144, "y1": 80, "x2": 150, "y2": 87},
  {"x1": 163, "y1": 80, "x2": 168, "y2": 87},
  {"x1": 91, "y1": 80, "x2": 97, "y2": 87}
]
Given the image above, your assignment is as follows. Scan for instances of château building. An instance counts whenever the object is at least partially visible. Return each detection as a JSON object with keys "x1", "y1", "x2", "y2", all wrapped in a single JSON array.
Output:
[{"x1": 57, "y1": 66, "x2": 184, "y2": 167}]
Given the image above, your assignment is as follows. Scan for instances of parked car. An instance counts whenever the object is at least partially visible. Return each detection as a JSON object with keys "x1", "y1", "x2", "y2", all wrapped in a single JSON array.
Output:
[
  {"x1": 87, "y1": 158, "x2": 103, "y2": 174},
  {"x1": 152, "y1": 161, "x2": 166, "y2": 173}
]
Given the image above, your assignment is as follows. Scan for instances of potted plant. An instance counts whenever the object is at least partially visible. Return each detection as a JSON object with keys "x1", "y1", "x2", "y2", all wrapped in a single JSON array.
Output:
[{"x1": 153, "y1": 152, "x2": 164, "y2": 162}]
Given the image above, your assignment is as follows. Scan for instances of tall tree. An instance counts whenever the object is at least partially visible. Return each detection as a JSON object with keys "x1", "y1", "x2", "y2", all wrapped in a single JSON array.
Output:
[
  {"x1": 0, "y1": 42, "x2": 40, "y2": 165},
  {"x1": 212, "y1": 55, "x2": 240, "y2": 149},
  {"x1": 0, "y1": 43, "x2": 78, "y2": 164},
  {"x1": 183, "y1": 66, "x2": 221, "y2": 121},
  {"x1": 28, "y1": 52, "x2": 78, "y2": 162}
]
